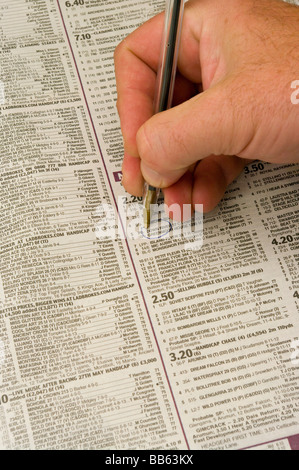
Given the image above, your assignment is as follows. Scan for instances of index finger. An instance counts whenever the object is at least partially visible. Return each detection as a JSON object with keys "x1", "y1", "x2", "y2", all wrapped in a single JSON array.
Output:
[
  {"x1": 114, "y1": 13, "x2": 164, "y2": 158},
  {"x1": 114, "y1": 2, "x2": 203, "y2": 158}
]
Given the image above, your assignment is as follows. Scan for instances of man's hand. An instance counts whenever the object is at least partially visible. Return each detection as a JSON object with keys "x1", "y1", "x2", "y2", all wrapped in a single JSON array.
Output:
[{"x1": 114, "y1": 0, "x2": 299, "y2": 216}]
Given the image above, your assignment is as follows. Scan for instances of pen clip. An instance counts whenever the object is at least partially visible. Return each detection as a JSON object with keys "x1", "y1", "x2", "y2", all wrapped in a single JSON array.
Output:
[{"x1": 154, "y1": 0, "x2": 185, "y2": 114}]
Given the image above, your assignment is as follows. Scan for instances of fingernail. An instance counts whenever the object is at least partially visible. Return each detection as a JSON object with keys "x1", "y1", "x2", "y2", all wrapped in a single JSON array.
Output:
[{"x1": 140, "y1": 162, "x2": 163, "y2": 188}]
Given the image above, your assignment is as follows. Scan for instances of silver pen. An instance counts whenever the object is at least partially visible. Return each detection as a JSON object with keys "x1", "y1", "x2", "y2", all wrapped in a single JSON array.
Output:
[{"x1": 143, "y1": 0, "x2": 185, "y2": 228}]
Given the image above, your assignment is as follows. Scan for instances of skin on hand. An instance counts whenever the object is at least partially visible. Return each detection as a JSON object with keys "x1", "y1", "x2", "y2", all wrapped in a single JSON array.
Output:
[{"x1": 114, "y1": 0, "x2": 299, "y2": 219}]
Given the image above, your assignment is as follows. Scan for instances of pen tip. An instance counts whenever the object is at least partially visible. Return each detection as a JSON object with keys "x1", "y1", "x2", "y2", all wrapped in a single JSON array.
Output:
[
  {"x1": 143, "y1": 208, "x2": 151, "y2": 229},
  {"x1": 143, "y1": 185, "x2": 160, "y2": 229}
]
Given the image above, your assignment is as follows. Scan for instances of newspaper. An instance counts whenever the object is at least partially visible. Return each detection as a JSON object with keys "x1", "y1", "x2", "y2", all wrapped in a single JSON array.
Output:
[{"x1": 0, "y1": 0, "x2": 298, "y2": 450}]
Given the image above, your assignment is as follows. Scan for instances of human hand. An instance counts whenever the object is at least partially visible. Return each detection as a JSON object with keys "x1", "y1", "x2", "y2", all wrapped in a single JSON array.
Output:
[{"x1": 114, "y1": 0, "x2": 299, "y2": 217}]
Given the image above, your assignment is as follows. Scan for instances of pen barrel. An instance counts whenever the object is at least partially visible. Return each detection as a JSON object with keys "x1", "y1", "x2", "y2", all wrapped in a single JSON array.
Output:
[
  {"x1": 154, "y1": 0, "x2": 185, "y2": 114},
  {"x1": 142, "y1": 0, "x2": 184, "y2": 226}
]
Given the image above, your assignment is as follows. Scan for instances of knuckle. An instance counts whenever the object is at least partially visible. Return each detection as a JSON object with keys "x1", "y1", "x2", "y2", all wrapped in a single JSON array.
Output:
[
  {"x1": 141, "y1": 117, "x2": 186, "y2": 175},
  {"x1": 136, "y1": 121, "x2": 154, "y2": 165},
  {"x1": 114, "y1": 40, "x2": 126, "y2": 63},
  {"x1": 113, "y1": 45, "x2": 121, "y2": 63},
  {"x1": 137, "y1": 118, "x2": 169, "y2": 172}
]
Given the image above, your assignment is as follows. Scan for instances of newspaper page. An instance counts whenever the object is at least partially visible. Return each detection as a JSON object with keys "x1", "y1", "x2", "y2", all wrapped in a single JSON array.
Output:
[{"x1": 0, "y1": 0, "x2": 298, "y2": 451}]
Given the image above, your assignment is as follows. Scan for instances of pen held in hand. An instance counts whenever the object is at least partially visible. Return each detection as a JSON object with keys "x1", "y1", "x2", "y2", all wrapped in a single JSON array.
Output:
[{"x1": 143, "y1": 0, "x2": 185, "y2": 229}]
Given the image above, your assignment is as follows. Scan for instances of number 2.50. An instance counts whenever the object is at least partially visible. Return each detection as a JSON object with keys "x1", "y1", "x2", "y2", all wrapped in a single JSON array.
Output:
[{"x1": 152, "y1": 291, "x2": 175, "y2": 304}]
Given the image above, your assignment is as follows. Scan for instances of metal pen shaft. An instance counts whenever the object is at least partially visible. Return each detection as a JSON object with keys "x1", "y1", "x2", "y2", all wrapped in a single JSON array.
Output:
[{"x1": 143, "y1": 0, "x2": 185, "y2": 228}]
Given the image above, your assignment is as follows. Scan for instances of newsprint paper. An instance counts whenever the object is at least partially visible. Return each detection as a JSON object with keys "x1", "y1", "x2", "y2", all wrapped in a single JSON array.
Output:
[{"x1": 0, "y1": 0, "x2": 298, "y2": 450}]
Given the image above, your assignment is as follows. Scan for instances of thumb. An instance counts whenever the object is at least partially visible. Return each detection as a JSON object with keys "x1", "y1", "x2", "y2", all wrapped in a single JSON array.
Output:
[{"x1": 136, "y1": 80, "x2": 247, "y2": 188}]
